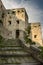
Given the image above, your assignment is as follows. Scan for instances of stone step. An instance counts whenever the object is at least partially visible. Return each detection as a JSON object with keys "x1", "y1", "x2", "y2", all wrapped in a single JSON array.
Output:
[
  {"x1": 0, "y1": 46, "x2": 22, "y2": 50},
  {"x1": 0, "y1": 38, "x2": 21, "y2": 47},
  {"x1": 0, "y1": 44, "x2": 21, "y2": 47},
  {"x1": 0, "y1": 56, "x2": 38, "y2": 64},
  {"x1": 1, "y1": 63, "x2": 40, "y2": 65},
  {"x1": 0, "y1": 50, "x2": 29, "y2": 56},
  {"x1": 0, "y1": 43, "x2": 21, "y2": 47}
]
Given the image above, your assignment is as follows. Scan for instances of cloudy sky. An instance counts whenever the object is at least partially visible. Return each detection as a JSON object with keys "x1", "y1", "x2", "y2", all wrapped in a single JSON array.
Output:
[{"x1": 1, "y1": 0, "x2": 43, "y2": 38}]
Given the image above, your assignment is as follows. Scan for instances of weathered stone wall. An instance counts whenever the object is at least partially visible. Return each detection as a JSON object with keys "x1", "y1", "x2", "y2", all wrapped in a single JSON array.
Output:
[
  {"x1": 2, "y1": 9, "x2": 28, "y2": 40},
  {"x1": 0, "y1": 0, "x2": 5, "y2": 11},
  {"x1": 31, "y1": 23, "x2": 43, "y2": 46},
  {"x1": 0, "y1": 0, "x2": 5, "y2": 28}
]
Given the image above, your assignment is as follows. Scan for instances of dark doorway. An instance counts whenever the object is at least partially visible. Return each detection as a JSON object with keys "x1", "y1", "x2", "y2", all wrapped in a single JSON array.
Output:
[
  {"x1": 16, "y1": 30, "x2": 19, "y2": 38},
  {"x1": 0, "y1": 20, "x2": 3, "y2": 25},
  {"x1": 16, "y1": 20, "x2": 19, "y2": 24}
]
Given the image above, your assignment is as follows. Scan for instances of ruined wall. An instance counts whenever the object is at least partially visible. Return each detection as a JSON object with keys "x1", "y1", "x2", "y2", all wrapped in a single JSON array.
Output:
[
  {"x1": 0, "y1": 0, "x2": 5, "y2": 11},
  {"x1": 31, "y1": 23, "x2": 43, "y2": 46},
  {"x1": 3, "y1": 8, "x2": 28, "y2": 39}
]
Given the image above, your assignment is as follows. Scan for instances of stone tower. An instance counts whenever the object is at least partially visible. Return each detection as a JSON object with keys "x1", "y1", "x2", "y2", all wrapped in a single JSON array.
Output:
[
  {"x1": 31, "y1": 23, "x2": 43, "y2": 46},
  {"x1": 0, "y1": 0, "x2": 5, "y2": 11},
  {"x1": 3, "y1": 8, "x2": 28, "y2": 39}
]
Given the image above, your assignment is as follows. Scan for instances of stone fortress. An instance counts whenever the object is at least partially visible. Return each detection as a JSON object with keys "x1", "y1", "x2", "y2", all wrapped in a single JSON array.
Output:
[{"x1": 0, "y1": 0, "x2": 43, "y2": 46}]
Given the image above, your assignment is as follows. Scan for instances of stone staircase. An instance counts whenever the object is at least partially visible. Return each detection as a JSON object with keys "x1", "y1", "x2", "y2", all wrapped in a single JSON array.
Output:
[{"x1": 0, "y1": 39, "x2": 39, "y2": 64}]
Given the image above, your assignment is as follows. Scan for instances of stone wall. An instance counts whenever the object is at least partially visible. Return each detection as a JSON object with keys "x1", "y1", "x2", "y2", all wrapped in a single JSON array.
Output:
[
  {"x1": 0, "y1": 0, "x2": 5, "y2": 11},
  {"x1": 31, "y1": 23, "x2": 43, "y2": 46},
  {"x1": 2, "y1": 9, "x2": 28, "y2": 40}
]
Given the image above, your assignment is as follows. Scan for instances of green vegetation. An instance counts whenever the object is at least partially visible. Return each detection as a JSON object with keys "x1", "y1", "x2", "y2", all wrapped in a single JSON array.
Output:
[
  {"x1": 26, "y1": 25, "x2": 31, "y2": 34},
  {"x1": 24, "y1": 35, "x2": 32, "y2": 44},
  {"x1": 32, "y1": 41, "x2": 36, "y2": 45},
  {"x1": 0, "y1": 35, "x2": 5, "y2": 44},
  {"x1": 24, "y1": 25, "x2": 36, "y2": 45},
  {"x1": 24, "y1": 35, "x2": 36, "y2": 45},
  {"x1": 39, "y1": 46, "x2": 43, "y2": 59}
]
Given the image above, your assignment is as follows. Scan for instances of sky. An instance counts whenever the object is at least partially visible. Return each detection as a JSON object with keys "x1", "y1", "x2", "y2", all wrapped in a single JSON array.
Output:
[{"x1": 1, "y1": 0, "x2": 43, "y2": 38}]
